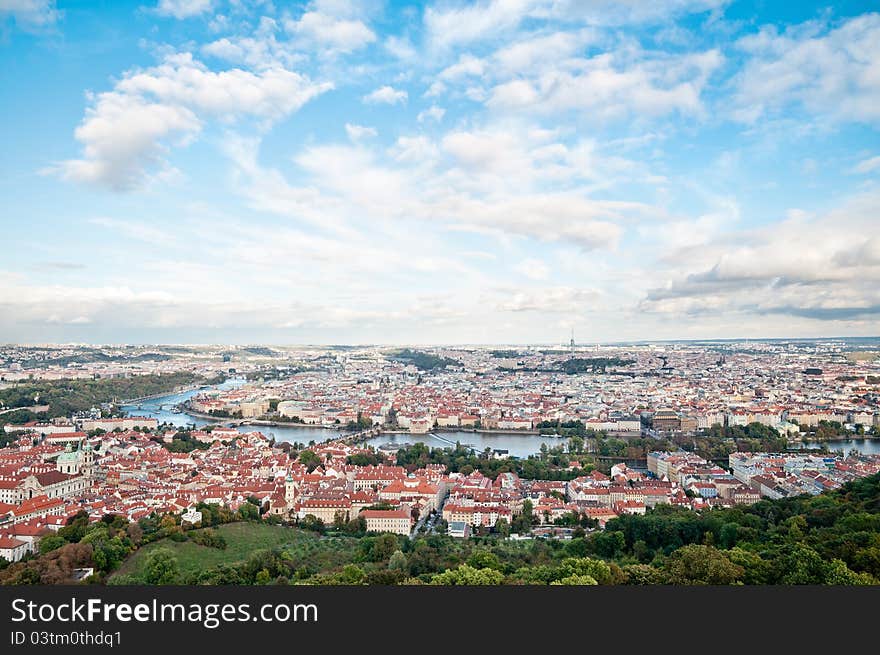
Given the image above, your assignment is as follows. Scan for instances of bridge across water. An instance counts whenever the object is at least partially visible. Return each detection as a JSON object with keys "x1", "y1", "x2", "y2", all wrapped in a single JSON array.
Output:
[{"x1": 332, "y1": 426, "x2": 384, "y2": 446}]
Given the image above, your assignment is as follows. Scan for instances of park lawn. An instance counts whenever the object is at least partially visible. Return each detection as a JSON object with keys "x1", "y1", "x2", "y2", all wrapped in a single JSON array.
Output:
[{"x1": 111, "y1": 522, "x2": 316, "y2": 581}]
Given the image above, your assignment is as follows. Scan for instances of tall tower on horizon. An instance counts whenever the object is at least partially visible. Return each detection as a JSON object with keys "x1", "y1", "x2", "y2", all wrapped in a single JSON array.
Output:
[{"x1": 569, "y1": 328, "x2": 575, "y2": 354}]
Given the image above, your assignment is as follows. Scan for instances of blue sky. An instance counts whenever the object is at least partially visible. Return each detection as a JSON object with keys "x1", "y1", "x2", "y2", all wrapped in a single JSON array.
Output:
[{"x1": 1, "y1": 0, "x2": 879, "y2": 345}]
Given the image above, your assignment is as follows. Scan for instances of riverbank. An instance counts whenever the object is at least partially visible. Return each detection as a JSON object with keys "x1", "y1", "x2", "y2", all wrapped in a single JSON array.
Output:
[
  {"x1": 442, "y1": 427, "x2": 541, "y2": 435},
  {"x1": 120, "y1": 383, "x2": 210, "y2": 405},
  {"x1": 216, "y1": 421, "x2": 544, "y2": 436}
]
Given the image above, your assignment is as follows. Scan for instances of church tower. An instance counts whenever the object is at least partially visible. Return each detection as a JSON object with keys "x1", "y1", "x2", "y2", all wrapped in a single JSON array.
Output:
[{"x1": 284, "y1": 474, "x2": 297, "y2": 508}]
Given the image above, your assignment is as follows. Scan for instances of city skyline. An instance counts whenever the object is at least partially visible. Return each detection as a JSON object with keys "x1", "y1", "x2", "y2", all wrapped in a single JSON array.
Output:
[
  {"x1": 2, "y1": 0, "x2": 880, "y2": 345},
  {"x1": 4, "y1": 335, "x2": 880, "y2": 347}
]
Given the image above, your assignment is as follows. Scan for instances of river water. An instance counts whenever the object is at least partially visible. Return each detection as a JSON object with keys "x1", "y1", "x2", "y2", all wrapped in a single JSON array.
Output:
[
  {"x1": 363, "y1": 431, "x2": 570, "y2": 458},
  {"x1": 801, "y1": 439, "x2": 880, "y2": 456},
  {"x1": 123, "y1": 386, "x2": 880, "y2": 459},
  {"x1": 122, "y1": 384, "x2": 567, "y2": 456},
  {"x1": 120, "y1": 379, "x2": 342, "y2": 446}
]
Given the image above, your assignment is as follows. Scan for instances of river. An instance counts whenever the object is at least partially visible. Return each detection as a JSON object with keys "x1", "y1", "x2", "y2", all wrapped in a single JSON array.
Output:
[
  {"x1": 120, "y1": 378, "x2": 246, "y2": 429},
  {"x1": 123, "y1": 386, "x2": 565, "y2": 456},
  {"x1": 122, "y1": 384, "x2": 880, "y2": 459},
  {"x1": 120, "y1": 379, "x2": 343, "y2": 445},
  {"x1": 363, "y1": 431, "x2": 570, "y2": 458},
  {"x1": 801, "y1": 439, "x2": 880, "y2": 456}
]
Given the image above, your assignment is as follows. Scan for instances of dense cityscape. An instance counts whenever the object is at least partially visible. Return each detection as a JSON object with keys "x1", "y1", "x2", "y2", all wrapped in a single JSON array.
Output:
[
  {"x1": 3, "y1": 6, "x2": 880, "y2": 649},
  {"x1": 0, "y1": 340, "x2": 878, "y2": 585}
]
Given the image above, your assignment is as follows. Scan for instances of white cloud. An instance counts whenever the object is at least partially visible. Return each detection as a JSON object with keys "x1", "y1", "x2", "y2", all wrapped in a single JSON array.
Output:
[
  {"x1": 389, "y1": 135, "x2": 439, "y2": 163},
  {"x1": 493, "y1": 286, "x2": 600, "y2": 313},
  {"x1": 424, "y1": 0, "x2": 540, "y2": 49},
  {"x1": 424, "y1": 81, "x2": 447, "y2": 98},
  {"x1": 640, "y1": 191, "x2": 880, "y2": 321},
  {"x1": 487, "y1": 49, "x2": 723, "y2": 119},
  {"x1": 424, "y1": 0, "x2": 728, "y2": 49},
  {"x1": 284, "y1": 3, "x2": 376, "y2": 54},
  {"x1": 439, "y1": 54, "x2": 486, "y2": 81},
  {"x1": 362, "y1": 85, "x2": 407, "y2": 105},
  {"x1": 732, "y1": 14, "x2": 880, "y2": 123},
  {"x1": 852, "y1": 156, "x2": 880, "y2": 175},
  {"x1": 89, "y1": 217, "x2": 179, "y2": 247},
  {"x1": 0, "y1": 0, "x2": 60, "y2": 29},
  {"x1": 548, "y1": 0, "x2": 728, "y2": 25},
  {"x1": 345, "y1": 122, "x2": 377, "y2": 140},
  {"x1": 56, "y1": 53, "x2": 331, "y2": 190},
  {"x1": 154, "y1": 0, "x2": 212, "y2": 20},
  {"x1": 515, "y1": 258, "x2": 550, "y2": 280},
  {"x1": 385, "y1": 35, "x2": 417, "y2": 60},
  {"x1": 56, "y1": 93, "x2": 201, "y2": 192},
  {"x1": 417, "y1": 105, "x2": 445, "y2": 123},
  {"x1": 491, "y1": 30, "x2": 591, "y2": 77},
  {"x1": 225, "y1": 124, "x2": 648, "y2": 252},
  {"x1": 201, "y1": 18, "x2": 305, "y2": 70}
]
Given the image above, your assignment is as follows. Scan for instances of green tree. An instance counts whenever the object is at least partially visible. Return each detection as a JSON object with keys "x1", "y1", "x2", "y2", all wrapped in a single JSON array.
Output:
[
  {"x1": 551, "y1": 574, "x2": 598, "y2": 585},
  {"x1": 298, "y1": 450, "x2": 321, "y2": 471},
  {"x1": 493, "y1": 517, "x2": 510, "y2": 538},
  {"x1": 825, "y1": 559, "x2": 876, "y2": 585},
  {"x1": 388, "y1": 550, "x2": 408, "y2": 572},
  {"x1": 622, "y1": 564, "x2": 665, "y2": 585},
  {"x1": 370, "y1": 534, "x2": 399, "y2": 561},
  {"x1": 430, "y1": 565, "x2": 505, "y2": 585},
  {"x1": 38, "y1": 534, "x2": 67, "y2": 555},
  {"x1": 336, "y1": 564, "x2": 366, "y2": 585},
  {"x1": 512, "y1": 500, "x2": 534, "y2": 534},
  {"x1": 591, "y1": 530, "x2": 625, "y2": 558},
  {"x1": 143, "y1": 548, "x2": 180, "y2": 585},
  {"x1": 467, "y1": 550, "x2": 503, "y2": 572},
  {"x1": 663, "y1": 545, "x2": 744, "y2": 585},
  {"x1": 237, "y1": 502, "x2": 260, "y2": 521},
  {"x1": 558, "y1": 557, "x2": 614, "y2": 584}
]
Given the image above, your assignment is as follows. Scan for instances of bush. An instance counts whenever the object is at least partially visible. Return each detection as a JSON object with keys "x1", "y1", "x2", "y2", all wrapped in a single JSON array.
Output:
[{"x1": 189, "y1": 529, "x2": 227, "y2": 550}]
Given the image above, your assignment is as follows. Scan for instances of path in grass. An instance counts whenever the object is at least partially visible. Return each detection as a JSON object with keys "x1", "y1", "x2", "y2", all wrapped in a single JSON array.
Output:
[{"x1": 111, "y1": 522, "x2": 317, "y2": 581}]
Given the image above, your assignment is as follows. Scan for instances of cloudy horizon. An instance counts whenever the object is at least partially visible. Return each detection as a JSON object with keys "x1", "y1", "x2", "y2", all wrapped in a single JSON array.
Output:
[{"x1": 2, "y1": 0, "x2": 879, "y2": 345}]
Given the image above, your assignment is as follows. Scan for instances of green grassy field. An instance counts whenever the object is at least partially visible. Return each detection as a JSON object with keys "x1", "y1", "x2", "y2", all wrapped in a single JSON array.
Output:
[{"x1": 110, "y1": 522, "x2": 316, "y2": 582}]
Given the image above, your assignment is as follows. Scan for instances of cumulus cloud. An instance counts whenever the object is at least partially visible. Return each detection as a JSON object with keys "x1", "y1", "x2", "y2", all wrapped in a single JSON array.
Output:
[
  {"x1": 732, "y1": 14, "x2": 880, "y2": 123},
  {"x1": 154, "y1": 0, "x2": 212, "y2": 20},
  {"x1": 284, "y1": 0, "x2": 376, "y2": 54},
  {"x1": 345, "y1": 122, "x2": 377, "y2": 140},
  {"x1": 438, "y1": 54, "x2": 486, "y2": 81},
  {"x1": 201, "y1": 18, "x2": 305, "y2": 70},
  {"x1": 490, "y1": 30, "x2": 591, "y2": 77},
  {"x1": 55, "y1": 53, "x2": 331, "y2": 190},
  {"x1": 640, "y1": 191, "x2": 880, "y2": 321},
  {"x1": 417, "y1": 105, "x2": 445, "y2": 123},
  {"x1": 385, "y1": 35, "x2": 417, "y2": 61},
  {"x1": 362, "y1": 85, "x2": 407, "y2": 104}
]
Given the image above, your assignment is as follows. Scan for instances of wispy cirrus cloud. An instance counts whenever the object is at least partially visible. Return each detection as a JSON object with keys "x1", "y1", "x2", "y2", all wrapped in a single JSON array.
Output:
[{"x1": 0, "y1": 0, "x2": 60, "y2": 30}]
